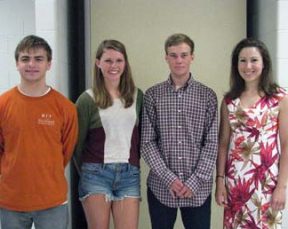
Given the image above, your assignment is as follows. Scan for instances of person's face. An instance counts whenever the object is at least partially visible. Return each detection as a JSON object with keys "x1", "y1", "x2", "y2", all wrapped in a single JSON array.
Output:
[
  {"x1": 165, "y1": 43, "x2": 194, "y2": 79},
  {"x1": 96, "y1": 49, "x2": 126, "y2": 85},
  {"x1": 16, "y1": 48, "x2": 51, "y2": 84},
  {"x1": 238, "y1": 47, "x2": 264, "y2": 85}
]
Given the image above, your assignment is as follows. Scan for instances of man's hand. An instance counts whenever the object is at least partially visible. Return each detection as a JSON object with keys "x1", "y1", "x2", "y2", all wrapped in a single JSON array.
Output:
[
  {"x1": 169, "y1": 179, "x2": 193, "y2": 198},
  {"x1": 169, "y1": 179, "x2": 184, "y2": 198},
  {"x1": 178, "y1": 185, "x2": 193, "y2": 198}
]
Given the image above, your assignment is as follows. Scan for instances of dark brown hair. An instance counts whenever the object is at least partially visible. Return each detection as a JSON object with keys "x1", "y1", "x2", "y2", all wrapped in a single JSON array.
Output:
[{"x1": 225, "y1": 38, "x2": 278, "y2": 99}]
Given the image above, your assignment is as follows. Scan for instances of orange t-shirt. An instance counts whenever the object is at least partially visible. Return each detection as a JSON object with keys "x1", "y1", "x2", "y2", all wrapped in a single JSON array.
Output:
[{"x1": 0, "y1": 87, "x2": 78, "y2": 211}]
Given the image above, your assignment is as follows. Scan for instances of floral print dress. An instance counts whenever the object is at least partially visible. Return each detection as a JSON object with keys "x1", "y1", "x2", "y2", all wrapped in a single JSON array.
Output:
[{"x1": 224, "y1": 89, "x2": 287, "y2": 229}]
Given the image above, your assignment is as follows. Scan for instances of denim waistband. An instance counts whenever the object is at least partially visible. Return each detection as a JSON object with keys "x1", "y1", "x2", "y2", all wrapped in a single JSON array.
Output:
[{"x1": 82, "y1": 162, "x2": 137, "y2": 172}]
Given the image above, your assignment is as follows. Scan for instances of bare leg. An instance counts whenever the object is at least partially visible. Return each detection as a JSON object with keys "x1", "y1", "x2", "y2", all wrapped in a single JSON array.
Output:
[
  {"x1": 112, "y1": 198, "x2": 140, "y2": 229},
  {"x1": 82, "y1": 194, "x2": 111, "y2": 229}
]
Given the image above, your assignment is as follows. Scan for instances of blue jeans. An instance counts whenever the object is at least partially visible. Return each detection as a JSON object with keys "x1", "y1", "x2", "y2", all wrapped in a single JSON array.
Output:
[
  {"x1": 0, "y1": 204, "x2": 68, "y2": 229},
  {"x1": 147, "y1": 188, "x2": 211, "y2": 229}
]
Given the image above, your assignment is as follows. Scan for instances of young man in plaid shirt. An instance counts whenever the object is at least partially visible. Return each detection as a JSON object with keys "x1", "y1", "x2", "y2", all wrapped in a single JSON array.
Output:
[{"x1": 141, "y1": 33, "x2": 218, "y2": 229}]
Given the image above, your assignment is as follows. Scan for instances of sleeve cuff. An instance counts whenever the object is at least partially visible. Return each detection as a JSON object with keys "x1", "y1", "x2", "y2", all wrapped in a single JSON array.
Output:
[{"x1": 185, "y1": 174, "x2": 202, "y2": 194}]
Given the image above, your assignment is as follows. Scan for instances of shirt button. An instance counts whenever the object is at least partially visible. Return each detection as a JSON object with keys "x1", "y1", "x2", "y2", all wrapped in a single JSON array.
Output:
[
  {"x1": 177, "y1": 125, "x2": 182, "y2": 129},
  {"x1": 178, "y1": 156, "x2": 182, "y2": 160},
  {"x1": 178, "y1": 141, "x2": 182, "y2": 144},
  {"x1": 177, "y1": 109, "x2": 182, "y2": 113},
  {"x1": 179, "y1": 172, "x2": 183, "y2": 176},
  {"x1": 178, "y1": 94, "x2": 182, "y2": 98}
]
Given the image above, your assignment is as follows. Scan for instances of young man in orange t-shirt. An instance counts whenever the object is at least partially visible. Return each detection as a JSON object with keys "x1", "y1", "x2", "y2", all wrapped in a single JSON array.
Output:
[{"x1": 0, "y1": 35, "x2": 78, "y2": 229}]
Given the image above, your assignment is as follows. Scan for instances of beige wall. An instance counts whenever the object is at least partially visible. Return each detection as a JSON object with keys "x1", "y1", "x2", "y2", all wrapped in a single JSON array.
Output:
[{"x1": 89, "y1": 1, "x2": 246, "y2": 228}]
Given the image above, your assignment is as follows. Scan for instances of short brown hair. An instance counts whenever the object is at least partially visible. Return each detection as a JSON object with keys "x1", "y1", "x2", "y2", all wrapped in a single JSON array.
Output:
[
  {"x1": 15, "y1": 35, "x2": 52, "y2": 61},
  {"x1": 165, "y1": 33, "x2": 194, "y2": 54}
]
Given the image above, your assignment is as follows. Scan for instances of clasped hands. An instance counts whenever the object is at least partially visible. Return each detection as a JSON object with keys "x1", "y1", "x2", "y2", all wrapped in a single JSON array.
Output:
[{"x1": 169, "y1": 178, "x2": 193, "y2": 198}]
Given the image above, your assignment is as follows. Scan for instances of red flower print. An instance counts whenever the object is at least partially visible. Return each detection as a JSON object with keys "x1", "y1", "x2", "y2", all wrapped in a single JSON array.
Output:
[
  {"x1": 260, "y1": 142, "x2": 278, "y2": 169},
  {"x1": 235, "y1": 136, "x2": 245, "y2": 147},
  {"x1": 228, "y1": 178, "x2": 254, "y2": 213},
  {"x1": 245, "y1": 126, "x2": 260, "y2": 141},
  {"x1": 224, "y1": 90, "x2": 287, "y2": 228}
]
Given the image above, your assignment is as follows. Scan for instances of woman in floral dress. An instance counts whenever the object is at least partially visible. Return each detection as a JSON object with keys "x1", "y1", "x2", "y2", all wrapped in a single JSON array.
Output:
[{"x1": 215, "y1": 38, "x2": 288, "y2": 229}]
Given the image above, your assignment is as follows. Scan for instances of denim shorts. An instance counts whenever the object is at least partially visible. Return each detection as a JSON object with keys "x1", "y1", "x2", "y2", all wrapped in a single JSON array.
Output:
[{"x1": 79, "y1": 163, "x2": 141, "y2": 201}]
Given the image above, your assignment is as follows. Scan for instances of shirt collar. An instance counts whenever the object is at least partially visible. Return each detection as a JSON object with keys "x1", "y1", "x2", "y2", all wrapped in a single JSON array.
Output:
[{"x1": 167, "y1": 73, "x2": 194, "y2": 91}]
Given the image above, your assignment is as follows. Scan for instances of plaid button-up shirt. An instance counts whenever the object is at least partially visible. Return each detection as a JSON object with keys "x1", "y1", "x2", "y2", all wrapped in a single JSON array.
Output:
[{"x1": 141, "y1": 76, "x2": 218, "y2": 207}]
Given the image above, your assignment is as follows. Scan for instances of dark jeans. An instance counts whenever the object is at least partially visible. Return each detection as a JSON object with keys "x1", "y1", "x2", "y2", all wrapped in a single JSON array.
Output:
[{"x1": 147, "y1": 188, "x2": 211, "y2": 229}]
